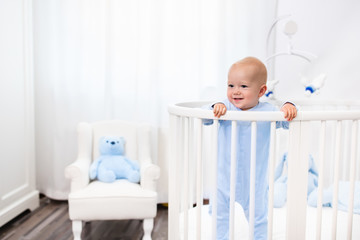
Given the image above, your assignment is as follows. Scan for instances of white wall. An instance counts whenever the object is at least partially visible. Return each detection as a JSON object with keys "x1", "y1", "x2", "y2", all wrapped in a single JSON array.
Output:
[
  {"x1": 0, "y1": 0, "x2": 39, "y2": 226},
  {"x1": 265, "y1": 0, "x2": 360, "y2": 189},
  {"x1": 270, "y1": 0, "x2": 360, "y2": 101}
]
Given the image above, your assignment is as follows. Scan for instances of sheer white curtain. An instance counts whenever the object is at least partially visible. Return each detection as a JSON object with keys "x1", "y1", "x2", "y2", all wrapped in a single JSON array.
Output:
[{"x1": 33, "y1": 0, "x2": 275, "y2": 201}]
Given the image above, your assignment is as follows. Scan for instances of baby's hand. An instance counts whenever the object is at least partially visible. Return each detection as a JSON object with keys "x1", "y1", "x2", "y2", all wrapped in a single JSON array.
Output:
[
  {"x1": 213, "y1": 103, "x2": 227, "y2": 118},
  {"x1": 281, "y1": 103, "x2": 297, "y2": 121}
]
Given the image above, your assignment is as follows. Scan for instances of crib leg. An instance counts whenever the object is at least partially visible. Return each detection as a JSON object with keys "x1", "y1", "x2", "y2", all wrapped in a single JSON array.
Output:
[
  {"x1": 143, "y1": 218, "x2": 154, "y2": 240},
  {"x1": 72, "y1": 220, "x2": 82, "y2": 240}
]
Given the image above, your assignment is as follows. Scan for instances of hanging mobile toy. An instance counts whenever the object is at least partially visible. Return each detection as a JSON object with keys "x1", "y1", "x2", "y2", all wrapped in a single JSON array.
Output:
[
  {"x1": 301, "y1": 73, "x2": 327, "y2": 96},
  {"x1": 265, "y1": 79, "x2": 279, "y2": 99},
  {"x1": 265, "y1": 15, "x2": 323, "y2": 98},
  {"x1": 266, "y1": 17, "x2": 317, "y2": 63}
]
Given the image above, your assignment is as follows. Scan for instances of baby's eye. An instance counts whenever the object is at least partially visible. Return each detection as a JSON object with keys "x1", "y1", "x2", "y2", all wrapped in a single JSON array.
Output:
[
  {"x1": 241, "y1": 85, "x2": 248, "y2": 88},
  {"x1": 228, "y1": 84, "x2": 234, "y2": 88}
]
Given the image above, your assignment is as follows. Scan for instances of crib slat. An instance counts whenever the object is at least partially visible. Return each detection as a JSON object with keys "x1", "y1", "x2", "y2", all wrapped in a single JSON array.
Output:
[
  {"x1": 183, "y1": 117, "x2": 189, "y2": 240},
  {"x1": 249, "y1": 121, "x2": 257, "y2": 240},
  {"x1": 229, "y1": 120, "x2": 237, "y2": 240},
  {"x1": 211, "y1": 120, "x2": 219, "y2": 240},
  {"x1": 286, "y1": 121, "x2": 308, "y2": 240},
  {"x1": 169, "y1": 115, "x2": 181, "y2": 240},
  {"x1": 195, "y1": 118, "x2": 203, "y2": 240},
  {"x1": 347, "y1": 120, "x2": 358, "y2": 240},
  {"x1": 189, "y1": 118, "x2": 195, "y2": 220},
  {"x1": 316, "y1": 121, "x2": 326, "y2": 240},
  {"x1": 332, "y1": 120, "x2": 342, "y2": 240},
  {"x1": 342, "y1": 121, "x2": 350, "y2": 181},
  {"x1": 267, "y1": 121, "x2": 277, "y2": 240}
]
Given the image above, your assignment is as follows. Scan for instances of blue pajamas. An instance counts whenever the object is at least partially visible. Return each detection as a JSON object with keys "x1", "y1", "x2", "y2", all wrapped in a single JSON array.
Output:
[{"x1": 205, "y1": 100, "x2": 288, "y2": 240}]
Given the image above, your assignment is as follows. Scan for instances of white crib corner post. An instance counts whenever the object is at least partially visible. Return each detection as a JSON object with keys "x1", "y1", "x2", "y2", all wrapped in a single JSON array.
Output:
[{"x1": 286, "y1": 121, "x2": 309, "y2": 240}]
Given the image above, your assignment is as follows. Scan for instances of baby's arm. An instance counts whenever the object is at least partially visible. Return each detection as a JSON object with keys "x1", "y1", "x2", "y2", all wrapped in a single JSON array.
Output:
[
  {"x1": 280, "y1": 102, "x2": 297, "y2": 121},
  {"x1": 213, "y1": 103, "x2": 227, "y2": 118}
]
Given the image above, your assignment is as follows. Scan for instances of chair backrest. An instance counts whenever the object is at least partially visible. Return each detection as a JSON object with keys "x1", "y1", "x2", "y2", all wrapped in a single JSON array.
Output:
[{"x1": 91, "y1": 120, "x2": 147, "y2": 163}]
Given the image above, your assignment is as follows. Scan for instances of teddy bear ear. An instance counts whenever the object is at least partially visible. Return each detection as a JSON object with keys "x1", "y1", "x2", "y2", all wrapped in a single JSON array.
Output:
[
  {"x1": 99, "y1": 136, "x2": 105, "y2": 143},
  {"x1": 119, "y1": 136, "x2": 125, "y2": 144}
]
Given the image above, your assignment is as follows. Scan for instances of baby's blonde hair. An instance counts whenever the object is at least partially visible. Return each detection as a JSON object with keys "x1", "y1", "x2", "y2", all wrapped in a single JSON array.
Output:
[{"x1": 229, "y1": 57, "x2": 267, "y2": 85}]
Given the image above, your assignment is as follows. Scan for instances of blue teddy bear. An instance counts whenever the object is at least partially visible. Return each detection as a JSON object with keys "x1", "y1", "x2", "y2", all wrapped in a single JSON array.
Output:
[{"x1": 89, "y1": 136, "x2": 140, "y2": 183}]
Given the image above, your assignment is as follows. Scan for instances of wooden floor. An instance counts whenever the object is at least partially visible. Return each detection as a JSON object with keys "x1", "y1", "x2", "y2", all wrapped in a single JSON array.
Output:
[{"x1": 0, "y1": 195, "x2": 168, "y2": 240}]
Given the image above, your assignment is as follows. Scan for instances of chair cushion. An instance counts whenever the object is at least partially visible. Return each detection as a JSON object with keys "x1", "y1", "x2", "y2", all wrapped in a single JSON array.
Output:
[{"x1": 68, "y1": 180, "x2": 157, "y2": 220}]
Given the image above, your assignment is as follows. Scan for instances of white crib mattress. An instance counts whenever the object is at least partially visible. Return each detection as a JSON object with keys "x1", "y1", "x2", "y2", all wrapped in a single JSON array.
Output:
[{"x1": 180, "y1": 204, "x2": 360, "y2": 239}]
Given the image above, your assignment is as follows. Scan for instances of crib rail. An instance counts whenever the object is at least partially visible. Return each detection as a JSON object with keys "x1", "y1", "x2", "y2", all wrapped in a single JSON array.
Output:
[
  {"x1": 168, "y1": 101, "x2": 360, "y2": 240},
  {"x1": 169, "y1": 101, "x2": 360, "y2": 121}
]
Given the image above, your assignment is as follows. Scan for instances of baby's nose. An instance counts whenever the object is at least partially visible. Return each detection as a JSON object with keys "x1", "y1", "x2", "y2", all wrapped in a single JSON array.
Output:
[{"x1": 234, "y1": 89, "x2": 241, "y2": 94}]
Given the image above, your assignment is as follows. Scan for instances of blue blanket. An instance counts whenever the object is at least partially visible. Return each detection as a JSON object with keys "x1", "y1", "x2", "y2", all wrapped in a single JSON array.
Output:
[
  {"x1": 308, "y1": 181, "x2": 360, "y2": 214},
  {"x1": 274, "y1": 153, "x2": 360, "y2": 214}
]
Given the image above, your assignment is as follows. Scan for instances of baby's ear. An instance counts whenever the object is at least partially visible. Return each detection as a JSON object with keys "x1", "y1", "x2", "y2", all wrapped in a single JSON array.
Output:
[{"x1": 258, "y1": 84, "x2": 267, "y2": 97}]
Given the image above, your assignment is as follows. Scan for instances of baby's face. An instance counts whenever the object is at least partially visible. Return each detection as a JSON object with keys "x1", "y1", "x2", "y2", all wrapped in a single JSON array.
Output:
[{"x1": 227, "y1": 65, "x2": 266, "y2": 110}]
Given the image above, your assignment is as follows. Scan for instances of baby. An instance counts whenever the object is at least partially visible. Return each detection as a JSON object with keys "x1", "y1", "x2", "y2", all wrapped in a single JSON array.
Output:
[
  {"x1": 213, "y1": 57, "x2": 296, "y2": 120},
  {"x1": 207, "y1": 57, "x2": 297, "y2": 240}
]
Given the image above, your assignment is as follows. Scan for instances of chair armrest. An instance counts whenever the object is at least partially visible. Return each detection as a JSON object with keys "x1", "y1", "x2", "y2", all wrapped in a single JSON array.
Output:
[
  {"x1": 140, "y1": 158, "x2": 160, "y2": 191},
  {"x1": 65, "y1": 158, "x2": 91, "y2": 192}
]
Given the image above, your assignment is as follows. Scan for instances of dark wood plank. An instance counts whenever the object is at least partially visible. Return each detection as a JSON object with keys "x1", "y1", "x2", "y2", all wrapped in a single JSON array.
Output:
[
  {"x1": 0, "y1": 197, "x2": 65, "y2": 240},
  {"x1": 152, "y1": 204, "x2": 168, "y2": 240},
  {"x1": 0, "y1": 195, "x2": 168, "y2": 240}
]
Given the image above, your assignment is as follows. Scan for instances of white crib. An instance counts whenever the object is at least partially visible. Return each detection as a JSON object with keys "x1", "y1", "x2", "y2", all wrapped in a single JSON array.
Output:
[{"x1": 168, "y1": 100, "x2": 360, "y2": 240}]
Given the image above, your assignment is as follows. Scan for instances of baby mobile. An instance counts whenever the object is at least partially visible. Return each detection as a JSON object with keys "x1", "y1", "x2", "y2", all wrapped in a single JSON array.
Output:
[{"x1": 264, "y1": 15, "x2": 326, "y2": 99}]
